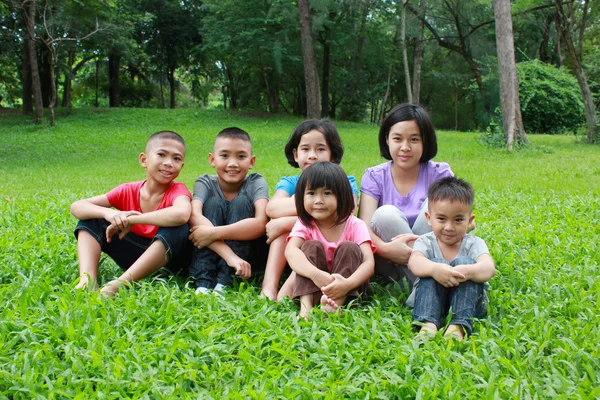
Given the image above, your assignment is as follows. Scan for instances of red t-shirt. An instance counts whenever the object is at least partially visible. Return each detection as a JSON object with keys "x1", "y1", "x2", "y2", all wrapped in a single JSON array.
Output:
[{"x1": 106, "y1": 180, "x2": 191, "y2": 238}]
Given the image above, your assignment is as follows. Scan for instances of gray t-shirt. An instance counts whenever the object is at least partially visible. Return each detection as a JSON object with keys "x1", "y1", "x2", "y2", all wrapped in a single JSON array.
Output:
[
  {"x1": 193, "y1": 173, "x2": 269, "y2": 204},
  {"x1": 413, "y1": 232, "x2": 489, "y2": 261},
  {"x1": 407, "y1": 232, "x2": 490, "y2": 307}
]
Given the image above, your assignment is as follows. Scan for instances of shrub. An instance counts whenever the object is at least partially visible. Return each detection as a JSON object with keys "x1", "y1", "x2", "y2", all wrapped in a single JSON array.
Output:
[{"x1": 517, "y1": 60, "x2": 585, "y2": 134}]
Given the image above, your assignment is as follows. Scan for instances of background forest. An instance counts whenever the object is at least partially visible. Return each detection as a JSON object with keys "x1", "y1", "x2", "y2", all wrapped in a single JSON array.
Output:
[{"x1": 0, "y1": 0, "x2": 598, "y2": 132}]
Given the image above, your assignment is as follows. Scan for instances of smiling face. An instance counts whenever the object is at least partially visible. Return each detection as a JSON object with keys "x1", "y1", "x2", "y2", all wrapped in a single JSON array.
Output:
[
  {"x1": 386, "y1": 120, "x2": 423, "y2": 172},
  {"x1": 209, "y1": 137, "x2": 255, "y2": 186},
  {"x1": 293, "y1": 130, "x2": 333, "y2": 170},
  {"x1": 140, "y1": 138, "x2": 185, "y2": 185},
  {"x1": 426, "y1": 199, "x2": 474, "y2": 248},
  {"x1": 303, "y1": 186, "x2": 338, "y2": 227}
]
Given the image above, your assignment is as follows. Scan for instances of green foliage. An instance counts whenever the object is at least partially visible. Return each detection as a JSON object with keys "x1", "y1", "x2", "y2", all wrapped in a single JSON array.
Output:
[
  {"x1": 517, "y1": 60, "x2": 585, "y2": 134},
  {"x1": 1, "y1": 109, "x2": 599, "y2": 397}
]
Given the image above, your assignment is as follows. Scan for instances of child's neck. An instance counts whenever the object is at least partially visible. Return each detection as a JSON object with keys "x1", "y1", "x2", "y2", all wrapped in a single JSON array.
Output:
[
  {"x1": 437, "y1": 239, "x2": 462, "y2": 261},
  {"x1": 140, "y1": 179, "x2": 171, "y2": 213},
  {"x1": 391, "y1": 163, "x2": 420, "y2": 196},
  {"x1": 218, "y1": 179, "x2": 243, "y2": 201},
  {"x1": 315, "y1": 219, "x2": 345, "y2": 243}
]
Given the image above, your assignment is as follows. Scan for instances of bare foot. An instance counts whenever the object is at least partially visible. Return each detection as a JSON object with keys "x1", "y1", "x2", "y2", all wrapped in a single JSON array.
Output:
[
  {"x1": 444, "y1": 324, "x2": 465, "y2": 341},
  {"x1": 320, "y1": 294, "x2": 339, "y2": 314},
  {"x1": 416, "y1": 322, "x2": 438, "y2": 339},
  {"x1": 100, "y1": 279, "x2": 123, "y2": 298},
  {"x1": 259, "y1": 289, "x2": 277, "y2": 301},
  {"x1": 75, "y1": 274, "x2": 98, "y2": 291}
]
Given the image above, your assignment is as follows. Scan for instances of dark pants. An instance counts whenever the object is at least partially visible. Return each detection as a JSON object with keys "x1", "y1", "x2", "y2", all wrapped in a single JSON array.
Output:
[
  {"x1": 188, "y1": 195, "x2": 254, "y2": 289},
  {"x1": 293, "y1": 240, "x2": 369, "y2": 305},
  {"x1": 412, "y1": 257, "x2": 487, "y2": 336},
  {"x1": 74, "y1": 218, "x2": 191, "y2": 274}
]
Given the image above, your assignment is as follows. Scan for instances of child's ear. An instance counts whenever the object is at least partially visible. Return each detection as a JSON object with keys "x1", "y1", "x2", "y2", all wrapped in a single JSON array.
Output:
[
  {"x1": 139, "y1": 152, "x2": 147, "y2": 167},
  {"x1": 249, "y1": 155, "x2": 256, "y2": 169},
  {"x1": 425, "y1": 211, "x2": 432, "y2": 226},
  {"x1": 292, "y1": 148, "x2": 299, "y2": 163},
  {"x1": 208, "y1": 153, "x2": 216, "y2": 168}
]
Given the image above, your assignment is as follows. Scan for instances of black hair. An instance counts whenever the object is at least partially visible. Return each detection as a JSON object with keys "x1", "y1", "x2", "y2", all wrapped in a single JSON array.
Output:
[
  {"x1": 216, "y1": 127, "x2": 252, "y2": 144},
  {"x1": 294, "y1": 162, "x2": 355, "y2": 227},
  {"x1": 284, "y1": 119, "x2": 344, "y2": 168},
  {"x1": 379, "y1": 103, "x2": 438, "y2": 162},
  {"x1": 428, "y1": 176, "x2": 474, "y2": 207},
  {"x1": 147, "y1": 130, "x2": 185, "y2": 149}
]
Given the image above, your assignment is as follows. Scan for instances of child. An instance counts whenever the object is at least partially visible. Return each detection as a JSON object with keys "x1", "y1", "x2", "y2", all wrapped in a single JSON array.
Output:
[
  {"x1": 408, "y1": 177, "x2": 495, "y2": 340},
  {"x1": 261, "y1": 119, "x2": 359, "y2": 301},
  {"x1": 358, "y1": 103, "x2": 455, "y2": 291},
  {"x1": 71, "y1": 130, "x2": 192, "y2": 297},
  {"x1": 188, "y1": 127, "x2": 269, "y2": 295},
  {"x1": 285, "y1": 162, "x2": 375, "y2": 319}
]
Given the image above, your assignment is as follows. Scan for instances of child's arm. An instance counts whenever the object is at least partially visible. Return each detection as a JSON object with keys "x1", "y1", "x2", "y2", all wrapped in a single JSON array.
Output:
[
  {"x1": 71, "y1": 195, "x2": 141, "y2": 225},
  {"x1": 358, "y1": 194, "x2": 417, "y2": 264},
  {"x1": 266, "y1": 190, "x2": 297, "y2": 218},
  {"x1": 285, "y1": 237, "x2": 335, "y2": 288},
  {"x1": 127, "y1": 196, "x2": 191, "y2": 227},
  {"x1": 408, "y1": 251, "x2": 465, "y2": 288},
  {"x1": 265, "y1": 216, "x2": 297, "y2": 244},
  {"x1": 189, "y1": 198, "x2": 268, "y2": 247},
  {"x1": 321, "y1": 242, "x2": 374, "y2": 301},
  {"x1": 453, "y1": 254, "x2": 495, "y2": 283}
]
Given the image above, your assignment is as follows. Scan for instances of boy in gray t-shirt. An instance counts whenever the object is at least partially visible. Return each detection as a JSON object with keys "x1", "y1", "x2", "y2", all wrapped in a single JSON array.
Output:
[
  {"x1": 188, "y1": 127, "x2": 269, "y2": 295},
  {"x1": 408, "y1": 177, "x2": 495, "y2": 340}
]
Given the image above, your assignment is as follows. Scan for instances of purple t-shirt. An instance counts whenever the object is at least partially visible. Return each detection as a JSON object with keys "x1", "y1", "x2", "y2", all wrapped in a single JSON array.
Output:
[{"x1": 360, "y1": 161, "x2": 453, "y2": 227}]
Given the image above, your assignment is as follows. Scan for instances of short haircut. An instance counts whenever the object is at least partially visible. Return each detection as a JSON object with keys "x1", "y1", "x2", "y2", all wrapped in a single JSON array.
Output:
[
  {"x1": 379, "y1": 103, "x2": 438, "y2": 162},
  {"x1": 428, "y1": 176, "x2": 474, "y2": 208},
  {"x1": 215, "y1": 127, "x2": 252, "y2": 144},
  {"x1": 295, "y1": 162, "x2": 355, "y2": 227},
  {"x1": 147, "y1": 130, "x2": 185, "y2": 150},
  {"x1": 284, "y1": 119, "x2": 344, "y2": 168}
]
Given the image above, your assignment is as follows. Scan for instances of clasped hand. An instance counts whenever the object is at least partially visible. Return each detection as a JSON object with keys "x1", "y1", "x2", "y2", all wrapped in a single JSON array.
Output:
[
  {"x1": 385, "y1": 233, "x2": 419, "y2": 265},
  {"x1": 105, "y1": 210, "x2": 140, "y2": 242},
  {"x1": 188, "y1": 225, "x2": 219, "y2": 248},
  {"x1": 432, "y1": 263, "x2": 465, "y2": 287},
  {"x1": 319, "y1": 273, "x2": 350, "y2": 301},
  {"x1": 265, "y1": 219, "x2": 287, "y2": 244}
]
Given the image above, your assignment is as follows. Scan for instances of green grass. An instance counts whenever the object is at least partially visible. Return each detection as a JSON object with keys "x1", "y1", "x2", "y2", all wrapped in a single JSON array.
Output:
[{"x1": 1, "y1": 108, "x2": 599, "y2": 398}]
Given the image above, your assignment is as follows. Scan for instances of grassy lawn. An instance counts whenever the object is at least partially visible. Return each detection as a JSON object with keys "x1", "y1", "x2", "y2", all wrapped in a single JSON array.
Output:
[{"x1": 1, "y1": 108, "x2": 599, "y2": 398}]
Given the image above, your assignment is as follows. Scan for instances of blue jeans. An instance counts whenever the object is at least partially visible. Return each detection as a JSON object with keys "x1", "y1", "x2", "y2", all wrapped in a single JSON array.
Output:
[
  {"x1": 74, "y1": 218, "x2": 191, "y2": 274},
  {"x1": 412, "y1": 257, "x2": 487, "y2": 336},
  {"x1": 188, "y1": 195, "x2": 254, "y2": 289}
]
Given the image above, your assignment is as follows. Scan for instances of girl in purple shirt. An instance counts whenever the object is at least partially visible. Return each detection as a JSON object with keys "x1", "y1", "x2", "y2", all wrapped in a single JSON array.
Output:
[{"x1": 358, "y1": 104, "x2": 453, "y2": 291}]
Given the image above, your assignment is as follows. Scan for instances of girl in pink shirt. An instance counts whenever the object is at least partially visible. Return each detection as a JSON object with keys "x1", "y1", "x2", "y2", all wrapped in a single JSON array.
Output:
[{"x1": 285, "y1": 162, "x2": 375, "y2": 319}]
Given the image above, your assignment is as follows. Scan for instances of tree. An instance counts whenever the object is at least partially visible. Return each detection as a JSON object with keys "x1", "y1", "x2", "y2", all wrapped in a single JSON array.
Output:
[
  {"x1": 297, "y1": 0, "x2": 321, "y2": 119},
  {"x1": 493, "y1": 0, "x2": 527, "y2": 149},
  {"x1": 400, "y1": 0, "x2": 412, "y2": 104},
  {"x1": 554, "y1": 0, "x2": 598, "y2": 142}
]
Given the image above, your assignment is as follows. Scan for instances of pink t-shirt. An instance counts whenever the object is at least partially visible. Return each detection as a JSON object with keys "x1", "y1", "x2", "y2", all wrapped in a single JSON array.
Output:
[
  {"x1": 287, "y1": 216, "x2": 376, "y2": 271},
  {"x1": 106, "y1": 180, "x2": 191, "y2": 238}
]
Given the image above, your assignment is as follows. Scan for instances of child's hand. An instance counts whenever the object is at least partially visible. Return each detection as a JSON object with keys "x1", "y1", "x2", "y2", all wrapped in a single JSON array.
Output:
[
  {"x1": 432, "y1": 263, "x2": 465, "y2": 287},
  {"x1": 189, "y1": 225, "x2": 219, "y2": 248},
  {"x1": 321, "y1": 274, "x2": 350, "y2": 300},
  {"x1": 107, "y1": 210, "x2": 141, "y2": 231},
  {"x1": 385, "y1": 233, "x2": 419, "y2": 265},
  {"x1": 225, "y1": 254, "x2": 251, "y2": 280},
  {"x1": 452, "y1": 265, "x2": 471, "y2": 283},
  {"x1": 312, "y1": 270, "x2": 334, "y2": 288},
  {"x1": 105, "y1": 222, "x2": 132, "y2": 243},
  {"x1": 265, "y1": 219, "x2": 287, "y2": 244}
]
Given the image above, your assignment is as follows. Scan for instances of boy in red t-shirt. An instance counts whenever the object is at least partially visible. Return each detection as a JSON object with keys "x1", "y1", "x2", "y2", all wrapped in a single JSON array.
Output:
[{"x1": 71, "y1": 131, "x2": 192, "y2": 297}]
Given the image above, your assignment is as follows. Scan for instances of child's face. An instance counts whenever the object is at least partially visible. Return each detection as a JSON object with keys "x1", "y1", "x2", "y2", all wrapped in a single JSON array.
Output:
[
  {"x1": 426, "y1": 200, "x2": 474, "y2": 247},
  {"x1": 303, "y1": 186, "x2": 337, "y2": 226},
  {"x1": 293, "y1": 130, "x2": 332, "y2": 170},
  {"x1": 140, "y1": 138, "x2": 185, "y2": 185},
  {"x1": 209, "y1": 137, "x2": 255, "y2": 185},
  {"x1": 386, "y1": 120, "x2": 423, "y2": 171}
]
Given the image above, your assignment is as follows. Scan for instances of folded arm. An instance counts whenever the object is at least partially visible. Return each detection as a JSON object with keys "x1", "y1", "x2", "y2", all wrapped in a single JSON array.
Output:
[{"x1": 266, "y1": 190, "x2": 297, "y2": 218}]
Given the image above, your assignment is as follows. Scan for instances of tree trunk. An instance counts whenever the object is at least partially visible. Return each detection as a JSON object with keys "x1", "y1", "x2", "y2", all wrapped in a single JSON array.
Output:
[
  {"x1": 23, "y1": 0, "x2": 43, "y2": 123},
  {"x1": 62, "y1": 49, "x2": 74, "y2": 108},
  {"x1": 493, "y1": 0, "x2": 527, "y2": 149},
  {"x1": 538, "y1": 14, "x2": 552, "y2": 63},
  {"x1": 297, "y1": 0, "x2": 321, "y2": 119},
  {"x1": 22, "y1": 35, "x2": 33, "y2": 114},
  {"x1": 380, "y1": 63, "x2": 393, "y2": 124},
  {"x1": 321, "y1": 37, "x2": 330, "y2": 117},
  {"x1": 167, "y1": 68, "x2": 176, "y2": 109},
  {"x1": 48, "y1": 52, "x2": 57, "y2": 127},
  {"x1": 40, "y1": 47, "x2": 52, "y2": 108},
  {"x1": 412, "y1": 0, "x2": 426, "y2": 104},
  {"x1": 109, "y1": 51, "x2": 121, "y2": 107},
  {"x1": 554, "y1": 0, "x2": 598, "y2": 142},
  {"x1": 401, "y1": 0, "x2": 413, "y2": 103},
  {"x1": 95, "y1": 58, "x2": 99, "y2": 107},
  {"x1": 160, "y1": 75, "x2": 165, "y2": 109}
]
